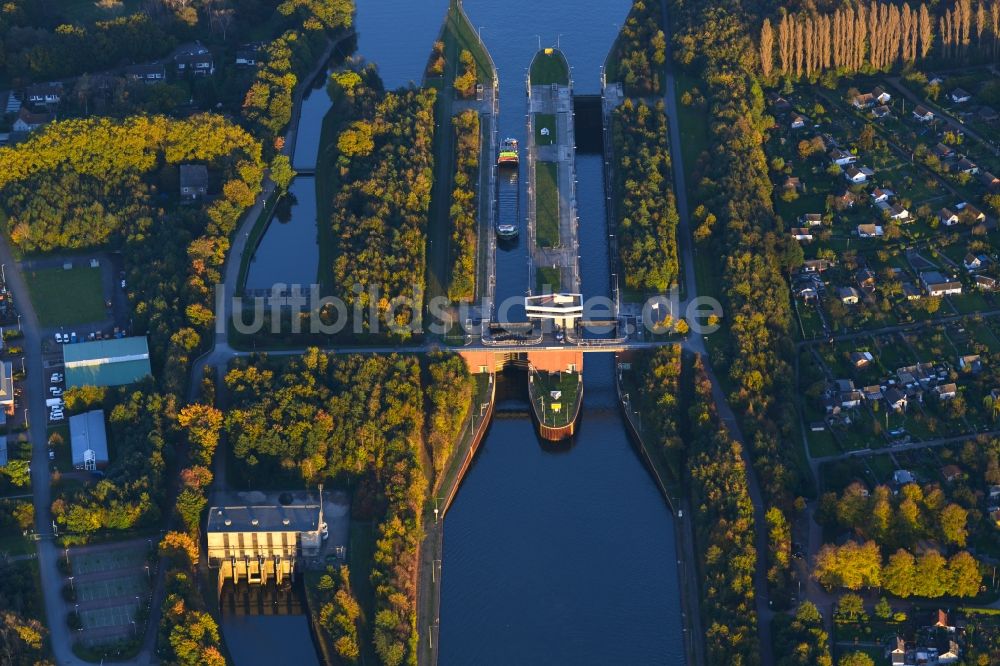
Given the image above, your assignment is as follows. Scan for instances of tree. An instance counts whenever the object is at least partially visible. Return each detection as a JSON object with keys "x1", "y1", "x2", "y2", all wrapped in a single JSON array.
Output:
[
  {"x1": 270, "y1": 154, "x2": 296, "y2": 191},
  {"x1": 940, "y1": 503, "x2": 969, "y2": 546},
  {"x1": 948, "y1": 551, "x2": 981, "y2": 597},
  {"x1": 883, "y1": 549, "x2": 916, "y2": 597},
  {"x1": 760, "y1": 19, "x2": 775, "y2": 78},
  {"x1": 874, "y1": 596, "x2": 892, "y2": 619},
  {"x1": 813, "y1": 540, "x2": 881, "y2": 591},
  {"x1": 913, "y1": 550, "x2": 949, "y2": 598},
  {"x1": 836, "y1": 593, "x2": 865, "y2": 621},
  {"x1": 160, "y1": 531, "x2": 199, "y2": 569},
  {"x1": 839, "y1": 653, "x2": 875, "y2": 666},
  {"x1": 1, "y1": 460, "x2": 30, "y2": 488}
]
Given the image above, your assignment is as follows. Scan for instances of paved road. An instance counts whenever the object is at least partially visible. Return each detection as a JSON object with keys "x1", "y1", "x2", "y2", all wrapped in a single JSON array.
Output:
[
  {"x1": 658, "y1": 4, "x2": 775, "y2": 664},
  {"x1": 884, "y1": 77, "x2": 1000, "y2": 158},
  {"x1": 797, "y1": 306, "x2": 1000, "y2": 348},
  {"x1": 0, "y1": 236, "x2": 89, "y2": 665}
]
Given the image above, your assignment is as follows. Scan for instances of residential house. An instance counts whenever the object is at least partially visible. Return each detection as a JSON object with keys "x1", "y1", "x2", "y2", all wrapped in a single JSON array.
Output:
[
  {"x1": 802, "y1": 259, "x2": 832, "y2": 273},
  {"x1": 938, "y1": 640, "x2": 961, "y2": 664},
  {"x1": 179, "y1": 164, "x2": 209, "y2": 200},
  {"x1": 0, "y1": 362, "x2": 12, "y2": 416},
  {"x1": 783, "y1": 175, "x2": 801, "y2": 191},
  {"x1": 856, "y1": 267, "x2": 876, "y2": 291},
  {"x1": 829, "y1": 148, "x2": 857, "y2": 166},
  {"x1": 921, "y1": 270, "x2": 963, "y2": 296},
  {"x1": 941, "y1": 464, "x2": 963, "y2": 482},
  {"x1": 850, "y1": 351, "x2": 874, "y2": 368},
  {"x1": 979, "y1": 171, "x2": 1000, "y2": 189},
  {"x1": 770, "y1": 95, "x2": 791, "y2": 112},
  {"x1": 174, "y1": 42, "x2": 215, "y2": 76},
  {"x1": 928, "y1": 74, "x2": 946, "y2": 86},
  {"x1": 790, "y1": 113, "x2": 808, "y2": 129},
  {"x1": 913, "y1": 105, "x2": 935, "y2": 122},
  {"x1": 938, "y1": 208, "x2": 960, "y2": 226},
  {"x1": 934, "y1": 610, "x2": 953, "y2": 631},
  {"x1": 886, "y1": 636, "x2": 906, "y2": 666},
  {"x1": 894, "y1": 469, "x2": 916, "y2": 485},
  {"x1": 959, "y1": 354, "x2": 982, "y2": 373},
  {"x1": 957, "y1": 156, "x2": 979, "y2": 174},
  {"x1": 795, "y1": 285, "x2": 818, "y2": 302},
  {"x1": 841, "y1": 390, "x2": 864, "y2": 408},
  {"x1": 845, "y1": 166, "x2": 868, "y2": 183},
  {"x1": 933, "y1": 142, "x2": 955, "y2": 160},
  {"x1": 12, "y1": 107, "x2": 52, "y2": 133},
  {"x1": 949, "y1": 87, "x2": 972, "y2": 103},
  {"x1": 857, "y1": 223, "x2": 883, "y2": 238},
  {"x1": 863, "y1": 385, "x2": 884, "y2": 401},
  {"x1": 25, "y1": 81, "x2": 62, "y2": 106},
  {"x1": 852, "y1": 92, "x2": 875, "y2": 108},
  {"x1": 962, "y1": 203, "x2": 986, "y2": 222},
  {"x1": 871, "y1": 188, "x2": 895, "y2": 203},
  {"x1": 839, "y1": 286, "x2": 861, "y2": 304},
  {"x1": 888, "y1": 204, "x2": 910, "y2": 221},
  {"x1": 790, "y1": 227, "x2": 813, "y2": 242},
  {"x1": 935, "y1": 383, "x2": 958, "y2": 400},
  {"x1": 885, "y1": 387, "x2": 908, "y2": 412},
  {"x1": 976, "y1": 275, "x2": 998, "y2": 290},
  {"x1": 964, "y1": 253, "x2": 982, "y2": 271},
  {"x1": 872, "y1": 104, "x2": 890, "y2": 119},
  {"x1": 873, "y1": 86, "x2": 891, "y2": 104},
  {"x1": 902, "y1": 282, "x2": 923, "y2": 300},
  {"x1": 833, "y1": 189, "x2": 857, "y2": 209},
  {"x1": 235, "y1": 43, "x2": 262, "y2": 67},
  {"x1": 799, "y1": 213, "x2": 823, "y2": 226},
  {"x1": 125, "y1": 63, "x2": 167, "y2": 84}
]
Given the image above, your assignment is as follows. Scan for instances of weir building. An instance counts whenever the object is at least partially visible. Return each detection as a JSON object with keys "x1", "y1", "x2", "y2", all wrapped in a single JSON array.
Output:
[{"x1": 206, "y1": 493, "x2": 324, "y2": 587}]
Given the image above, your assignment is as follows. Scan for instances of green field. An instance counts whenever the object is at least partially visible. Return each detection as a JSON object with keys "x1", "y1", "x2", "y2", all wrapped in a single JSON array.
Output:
[
  {"x1": 26, "y1": 265, "x2": 105, "y2": 327},
  {"x1": 535, "y1": 113, "x2": 556, "y2": 146},
  {"x1": 530, "y1": 50, "x2": 569, "y2": 85},
  {"x1": 535, "y1": 161, "x2": 560, "y2": 247}
]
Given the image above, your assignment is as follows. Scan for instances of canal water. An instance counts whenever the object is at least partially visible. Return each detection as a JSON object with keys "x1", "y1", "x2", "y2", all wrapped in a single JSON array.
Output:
[
  {"x1": 439, "y1": 1, "x2": 686, "y2": 665},
  {"x1": 237, "y1": 1, "x2": 687, "y2": 664}
]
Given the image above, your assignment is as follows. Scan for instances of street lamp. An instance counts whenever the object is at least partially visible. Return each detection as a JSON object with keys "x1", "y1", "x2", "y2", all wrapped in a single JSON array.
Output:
[{"x1": 68, "y1": 576, "x2": 74, "y2": 594}]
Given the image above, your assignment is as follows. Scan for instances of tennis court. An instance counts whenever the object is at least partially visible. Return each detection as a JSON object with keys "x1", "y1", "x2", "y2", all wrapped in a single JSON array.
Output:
[
  {"x1": 77, "y1": 576, "x2": 147, "y2": 603},
  {"x1": 81, "y1": 601, "x2": 140, "y2": 630},
  {"x1": 72, "y1": 547, "x2": 147, "y2": 575}
]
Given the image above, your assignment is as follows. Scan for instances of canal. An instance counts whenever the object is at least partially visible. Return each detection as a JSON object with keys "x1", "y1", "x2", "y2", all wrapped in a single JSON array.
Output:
[
  {"x1": 438, "y1": 1, "x2": 686, "y2": 664},
  {"x1": 236, "y1": 1, "x2": 687, "y2": 663}
]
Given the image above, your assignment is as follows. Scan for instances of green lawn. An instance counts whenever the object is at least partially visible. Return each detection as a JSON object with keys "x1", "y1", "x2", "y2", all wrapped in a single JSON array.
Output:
[
  {"x1": 530, "y1": 50, "x2": 568, "y2": 85},
  {"x1": 535, "y1": 113, "x2": 556, "y2": 146},
  {"x1": 26, "y1": 265, "x2": 105, "y2": 327},
  {"x1": 535, "y1": 161, "x2": 560, "y2": 247},
  {"x1": 536, "y1": 266, "x2": 561, "y2": 293}
]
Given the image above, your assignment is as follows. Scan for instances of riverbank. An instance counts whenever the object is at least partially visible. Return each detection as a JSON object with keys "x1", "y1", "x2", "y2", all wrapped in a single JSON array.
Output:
[{"x1": 615, "y1": 350, "x2": 705, "y2": 666}]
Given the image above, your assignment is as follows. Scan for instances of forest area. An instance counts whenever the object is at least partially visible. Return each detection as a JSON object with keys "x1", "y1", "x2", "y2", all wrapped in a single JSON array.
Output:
[
  {"x1": 221, "y1": 350, "x2": 472, "y2": 666},
  {"x1": 447, "y1": 109, "x2": 480, "y2": 303},
  {"x1": 636, "y1": 348, "x2": 761, "y2": 665},
  {"x1": 759, "y1": 0, "x2": 1000, "y2": 83},
  {"x1": 608, "y1": 0, "x2": 667, "y2": 96},
  {"x1": 0, "y1": 113, "x2": 264, "y2": 395},
  {"x1": 612, "y1": 99, "x2": 680, "y2": 293},
  {"x1": 324, "y1": 68, "x2": 436, "y2": 339},
  {"x1": 0, "y1": 0, "x2": 352, "y2": 84}
]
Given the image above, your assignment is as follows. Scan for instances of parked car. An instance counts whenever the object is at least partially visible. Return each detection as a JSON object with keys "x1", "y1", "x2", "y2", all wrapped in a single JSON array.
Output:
[
  {"x1": 49, "y1": 387, "x2": 62, "y2": 397},
  {"x1": 54, "y1": 333, "x2": 65, "y2": 344},
  {"x1": 69, "y1": 331, "x2": 77, "y2": 343},
  {"x1": 50, "y1": 373, "x2": 63, "y2": 384},
  {"x1": 48, "y1": 411, "x2": 63, "y2": 422}
]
